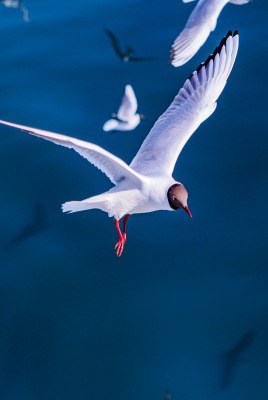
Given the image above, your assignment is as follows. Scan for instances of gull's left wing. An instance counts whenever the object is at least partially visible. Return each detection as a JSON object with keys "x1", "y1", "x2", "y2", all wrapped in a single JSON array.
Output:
[
  {"x1": 130, "y1": 31, "x2": 239, "y2": 177},
  {"x1": 117, "y1": 84, "x2": 138, "y2": 121},
  {"x1": 105, "y1": 29, "x2": 123, "y2": 59},
  {"x1": 0, "y1": 120, "x2": 142, "y2": 185}
]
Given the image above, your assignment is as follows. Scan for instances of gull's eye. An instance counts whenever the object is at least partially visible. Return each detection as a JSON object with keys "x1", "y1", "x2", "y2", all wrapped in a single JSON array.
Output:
[{"x1": 172, "y1": 196, "x2": 177, "y2": 201}]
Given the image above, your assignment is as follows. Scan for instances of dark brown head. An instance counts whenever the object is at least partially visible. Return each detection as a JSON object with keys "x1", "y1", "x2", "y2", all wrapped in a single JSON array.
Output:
[
  {"x1": 167, "y1": 183, "x2": 192, "y2": 219},
  {"x1": 139, "y1": 113, "x2": 146, "y2": 121}
]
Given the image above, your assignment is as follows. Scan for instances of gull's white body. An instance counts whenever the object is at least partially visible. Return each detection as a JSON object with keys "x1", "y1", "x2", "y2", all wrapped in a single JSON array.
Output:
[
  {"x1": 0, "y1": 32, "x2": 239, "y2": 252},
  {"x1": 103, "y1": 85, "x2": 141, "y2": 132},
  {"x1": 170, "y1": 0, "x2": 248, "y2": 67},
  {"x1": 72, "y1": 175, "x2": 176, "y2": 219},
  {"x1": 1, "y1": 0, "x2": 19, "y2": 7}
]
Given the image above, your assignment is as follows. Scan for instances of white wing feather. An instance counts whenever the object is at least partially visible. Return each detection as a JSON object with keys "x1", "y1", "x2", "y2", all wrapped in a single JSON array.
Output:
[
  {"x1": 0, "y1": 120, "x2": 142, "y2": 185},
  {"x1": 131, "y1": 31, "x2": 239, "y2": 177},
  {"x1": 117, "y1": 85, "x2": 138, "y2": 121},
  {"x1": 171, "y1": 24, "x2": 211, "y2": 67},
  {"x1": 170, "y1": 0, "x2": 228, "y2": 67}
]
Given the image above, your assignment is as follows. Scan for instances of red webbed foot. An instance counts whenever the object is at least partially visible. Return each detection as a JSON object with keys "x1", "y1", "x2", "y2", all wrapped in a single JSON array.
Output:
[{"x1": 114, "y1": 233, "x2": 126, "y2": 257}]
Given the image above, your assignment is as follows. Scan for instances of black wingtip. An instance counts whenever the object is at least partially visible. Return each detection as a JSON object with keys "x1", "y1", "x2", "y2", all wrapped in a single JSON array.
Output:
[{"x1": 189, "y1": 31, "x2": 238, "y2": 80}]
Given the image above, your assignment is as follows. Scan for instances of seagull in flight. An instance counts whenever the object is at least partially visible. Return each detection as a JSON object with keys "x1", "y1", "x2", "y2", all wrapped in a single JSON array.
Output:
[
  {"x1": 0, "y1": 0, "x2": 29, "y2": 22},
  {"x1": 170, "y1": 0, "x2": 249, "y2": 67},
  {"x1": 103, "y1": 84, "x2": 145, "y2": 132},
  {"x1": 0, "y1": 31, "x2": 239, "y2": 256},
  {"x1": 4, "y1": 202, "x2": 49, "y2": 250},
  {"x1": 105, "y1": 28, "x2": 157, "y2": 62},
  {"x1": 218, "y1": 329, "x2": 256, "y2": 390}
]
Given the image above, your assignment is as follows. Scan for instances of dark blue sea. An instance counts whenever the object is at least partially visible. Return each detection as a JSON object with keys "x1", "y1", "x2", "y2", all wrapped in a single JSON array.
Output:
[{"x1": 0, "y1": 1, "x2": 267, "y2": 399}]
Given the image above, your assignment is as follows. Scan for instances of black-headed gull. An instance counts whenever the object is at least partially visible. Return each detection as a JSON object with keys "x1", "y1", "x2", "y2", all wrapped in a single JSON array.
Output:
[
  {"x1": 218, "y1": 329, "x2": 256, "y2": 390},
  {"x1": 103, "y1": 84, "x2": 145, "y2": 132},
  {"x1": 0, "y1": 0, "x2": 29, "y2": 22},
  {"x1": 5, "y1": 202, "x2": 49, "y2": 249},
  {"x1": 163, "y1": 390, "x2": 172, "y2": 400},
  {"x1": 0, "y1": 31, "x2": 239, "y2": 257},
  {"x1": 170, "y1": 0, "x2": 249, "y2": 67},
  {"x1": 105, "y1": 28, "x2": 157, "y2": 62}
]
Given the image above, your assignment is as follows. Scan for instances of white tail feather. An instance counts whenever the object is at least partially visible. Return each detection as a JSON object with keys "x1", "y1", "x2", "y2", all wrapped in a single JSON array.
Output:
[
  {"x1": 103, "y1": 119, "x2": 119, "y2": 132},
  {"x1": 62, "y1": 193, "x2": 109, "y2": 214},
  {"x1": 62, "y1": 201, "x2": 98, "y2": 213},
  {"x1": 229, "y1": 0, "x2": 250, "y2": 4}
]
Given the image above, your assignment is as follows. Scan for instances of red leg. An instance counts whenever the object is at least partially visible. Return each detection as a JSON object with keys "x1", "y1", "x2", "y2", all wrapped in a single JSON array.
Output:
[
  {"x1": 122, "y1": 214, "x2": 131, "y2": 239},
  {"x1": 114, "y1": 214, "x2": 131, "y2": 257}
]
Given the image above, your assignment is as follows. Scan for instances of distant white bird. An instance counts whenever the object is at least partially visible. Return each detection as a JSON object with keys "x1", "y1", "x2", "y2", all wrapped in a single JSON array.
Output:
[
  {"x1": 0, "y1": 0, "x2": 29, "y2": 22},
  {"x1": 0, "y1": 31, "x2": 239, "y2": 256},
  {"x1": 103, "y1": 84, "x2": 145, "y2": 132},
  {"x1": 170, "y1": 0, "x2": 249, "y2": 67}
]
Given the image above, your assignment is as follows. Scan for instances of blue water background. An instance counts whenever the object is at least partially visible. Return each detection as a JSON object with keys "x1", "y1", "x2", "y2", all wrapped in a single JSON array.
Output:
[{"x1": 0, "y1": 1, "x2": 267, "y2": 399}]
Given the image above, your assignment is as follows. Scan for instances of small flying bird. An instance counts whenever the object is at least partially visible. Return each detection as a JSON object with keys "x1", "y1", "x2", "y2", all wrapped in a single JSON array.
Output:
[
  {"x1": 218, "y1": 329, "x2": 256, "y2": 390},
  {"x1": 105, "y1": 28, "x2": 157, "y2": 62},
  {"x1": 170, "y1": 0, "x2": 249, "y2": 67},
  {"x1": 0, "y1": 0, "x2": 29, "y2": 22},
  {"x1": 4, "y1": 202, "x2": 49, "y2": 250},
  {"x1": 163, "y1": 389, "x2": 172, "y2": 400},
  {"x1": 0, "y1": 31, "x2": 239, "y2": 257},
  {"x1": 103, "y1": 84, "x2": 145, "y2": 132}
]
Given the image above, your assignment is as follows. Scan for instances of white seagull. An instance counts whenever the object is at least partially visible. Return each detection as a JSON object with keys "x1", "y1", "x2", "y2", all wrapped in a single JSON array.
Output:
[
  {"x1": 103, "y1": 84, "x2": 145, "y2": 132},
  {"x1": 0, "y1": 31, "x2": 239, "y2": 257},
  {"x1": 170, "y1": 0, "x2": 248, "y2": 67},
  {"x1": 0, "y1": 0, "x2": 29, "y2": 22}
]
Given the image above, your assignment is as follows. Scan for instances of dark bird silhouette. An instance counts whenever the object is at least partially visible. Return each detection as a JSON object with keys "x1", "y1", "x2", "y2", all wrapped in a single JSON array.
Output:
[
  {"x1": 105, "y1": 28, "x2": 157, "y2": 62},
  {"x1": 163, "y1": 389, "x2": 172, "y2": 400},
  {"x1": 218, "y1": 329, "x2": 256, "y2": 390},
  {"x1": 4, "y1": 202, "x2": 50, "y2": 249}
]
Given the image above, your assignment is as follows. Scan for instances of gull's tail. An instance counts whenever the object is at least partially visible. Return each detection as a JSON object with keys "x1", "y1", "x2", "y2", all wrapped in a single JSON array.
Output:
[
  {"x1": 103, "y1": 118, "x2": 120, "y2": 132},
  {"x1": 62, "y1": 193, "x2": 109, "y2": 214},
  {"x1": 229, "y1": 0, "x2": 250, "y2": 4}
]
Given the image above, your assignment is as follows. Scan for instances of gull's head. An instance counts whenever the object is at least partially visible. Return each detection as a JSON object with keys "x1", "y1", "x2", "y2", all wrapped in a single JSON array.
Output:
[
  {"x1": 167, "y1": 183, "x2": 192, "y2": 219},
  {"x1": 139, "y1": 114, "x2": 146, "y2": 121}
]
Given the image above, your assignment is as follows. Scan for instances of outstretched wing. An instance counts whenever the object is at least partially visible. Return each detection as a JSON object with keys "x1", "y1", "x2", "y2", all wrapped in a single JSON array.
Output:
[
  {"x1": 170, "y1": 0, "x2": 224, "y2": 67},
  {"x1": 117, "y1": 84, "x2": 138, "y2": 121},
  {"x1": 105, "y1": 28, "x2": 123, "y2": 58},
  {"x1": 130, "y1": 31, "x2": 239, "y2": 177},
  {"x1": 0, "y1": 120, "x2": 142, "y2": 185},
  {"x1": 170, "y1": 24, "x2": 211, "y2": 67},
  {"x1": 20, "y1": 3, "x2": 30, "y2": 22}
]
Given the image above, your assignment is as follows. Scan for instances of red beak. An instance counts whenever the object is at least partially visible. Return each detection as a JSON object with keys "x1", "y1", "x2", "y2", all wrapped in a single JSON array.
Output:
[{"x1": 184, "y1": 205, "x2": 192, "y2": 219}]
